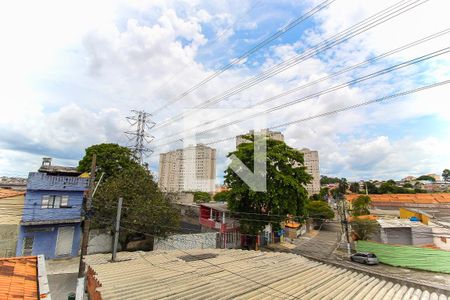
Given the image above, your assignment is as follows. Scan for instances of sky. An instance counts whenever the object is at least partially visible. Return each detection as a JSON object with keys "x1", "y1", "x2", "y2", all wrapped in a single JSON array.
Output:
[{"x1": 0, "y1": 0, "x2": 449, "y2": 182}]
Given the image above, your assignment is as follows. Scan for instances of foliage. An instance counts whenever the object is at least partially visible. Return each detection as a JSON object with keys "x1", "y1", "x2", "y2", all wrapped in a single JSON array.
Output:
[
  {"x1": 351, "y1": 219, "x2": 378, "y2": 241},
  {"x1": 337, "y1": 178, "x2": 349, "y2": 197},
  {"x1": 416, "y1": 175, "x2": 436, "y2": 182},
  {"x1": 213, "y1": 191, "x2": 230, "y2": 202},
  {"x1": 320, "y1": 176, "x2": 341, "y2": 185},
  {"x1": 92, "y1": 166, "x2": 179, "y2": 250},
  {"x1": 193, "y1": 191, "x2": 212, "y2": 203},
  {"x1": 319, "y1": 187, "x2": 329, "y2": 201},
  {"x1": 403, "y1": 183, "x2": 413, "y2": 188},
  {"x1": 442, "y1": 169, "x2": 449, "y2": 182},
  {"x1": 365, "y1": 181, "x2": 379, "y2": 194},
  {"x1": 349, "y1": 182, "x2": 360, "y2": 193},
  {"x1": 78, "y1": 143, "x2": 139, "y2": 180},
  {"x1": 305, "y1": 201, "x2": 335, "y2": 221},
  {"x1": 352, "y1": 195, "x2": 371, "y2": 216},
  {"x1": 225, "y1": 135, "x2": 311, "y2": 241},
  {"x1": 309, "y1": 194, "x2": 321, "y2": 201},
  {"x1": 379, "y1": 180, "x2": 416, "y2": 194}
]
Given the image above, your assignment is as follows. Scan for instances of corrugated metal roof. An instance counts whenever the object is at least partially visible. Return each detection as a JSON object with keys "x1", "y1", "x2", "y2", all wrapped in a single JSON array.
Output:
[{"x1": 85, "y1": 249, "x2": 449, "y2": 300}]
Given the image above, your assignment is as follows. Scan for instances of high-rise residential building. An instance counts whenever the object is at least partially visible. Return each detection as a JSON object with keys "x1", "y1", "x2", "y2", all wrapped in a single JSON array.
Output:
[
  {"x1": 236, "y1": 129, "x2": 284, "y2": 147},
  {"x1": 298, "y1": 148, "x2": 320, "y2": 196},
  {"x1": 159, "y1": 144, "x2": 216, "y2": 193}
]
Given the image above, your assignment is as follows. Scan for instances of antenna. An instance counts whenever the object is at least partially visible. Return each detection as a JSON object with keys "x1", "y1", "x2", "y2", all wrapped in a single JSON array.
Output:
[{"x1": 125, "y1": 110, "x2": 155, "y2": 165}]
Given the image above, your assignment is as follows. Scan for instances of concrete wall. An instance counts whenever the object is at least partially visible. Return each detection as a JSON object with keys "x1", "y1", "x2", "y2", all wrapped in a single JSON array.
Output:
[
  {"x1": 16, "y1": 223, "x2": 82, "y2": 259},
  {"x1": 431, "y1": 226, "x2": 450, "y2": 250},
  {"x1": 154, "y1": 232, "x2": 218, "y2": 250},
  {"x1": 0, "y1": 224, "x2": 19, "y2": 257},
  {"x1": 411, "y1": 226, "x2": 433, "y2": 245},
  {"x1": 87, "y1": 229, "x2": 113, "y2": 254},
  {"x1": 383, "y1": 227, "x2": 412, "y2": 245}
]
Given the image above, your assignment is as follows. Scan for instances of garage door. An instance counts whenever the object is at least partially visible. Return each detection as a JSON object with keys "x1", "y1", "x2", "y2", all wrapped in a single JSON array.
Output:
[{"x1": 56, "y1": 226, "x2": 74, "y2": 256}]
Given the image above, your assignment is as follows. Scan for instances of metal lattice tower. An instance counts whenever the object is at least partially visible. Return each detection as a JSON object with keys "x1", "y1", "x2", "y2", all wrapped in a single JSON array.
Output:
[{"x1": 125, "y1": 110, "x2": 155, "y2": 165}]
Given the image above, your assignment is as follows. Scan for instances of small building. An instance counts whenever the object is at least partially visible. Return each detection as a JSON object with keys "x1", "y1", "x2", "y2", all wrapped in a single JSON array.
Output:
[
  {"x1": 0, "y1": 189, "x2": 25, "y2": 257},
  {"x1": 0, "y1": 255, "x2": 50, "y2": 299},
  {"x1": 376, "y1": 219, "x2": 433, "y2": 246},
  {"x1": 84, "y1": 249, "x2": 447, "y2": 300},
  {"x1": 199, "y1": 203, "x2": 240, "y2": 248},
  {"x1": 16, "y1": 158, "x2": 89, "y2": 259}
]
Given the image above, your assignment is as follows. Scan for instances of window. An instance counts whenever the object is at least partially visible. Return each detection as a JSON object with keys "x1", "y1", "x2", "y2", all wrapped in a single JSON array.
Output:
[{"x1": 41, "y1": 195, "x2": 69, "y2": 208}]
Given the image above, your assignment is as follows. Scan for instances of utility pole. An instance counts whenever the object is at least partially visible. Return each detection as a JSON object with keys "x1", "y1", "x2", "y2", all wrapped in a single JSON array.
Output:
[
  {"x1": 341, "y1": 197, "x2": 351, "y2": 256},
  {"x1": 112, "y1": 197, "x2": 123, "y2": 262},
  {"x1": 125, "y1": 110, "x2": 155, "y2": 165},
  {"x1": 78, "y1": 154, "x2": 96, "y2": 278}
]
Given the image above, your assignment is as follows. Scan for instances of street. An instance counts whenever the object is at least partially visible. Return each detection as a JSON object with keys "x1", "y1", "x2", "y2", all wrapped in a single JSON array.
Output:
[{"x1": 289, "y1": 225, "x2": 450, "y2": 292}]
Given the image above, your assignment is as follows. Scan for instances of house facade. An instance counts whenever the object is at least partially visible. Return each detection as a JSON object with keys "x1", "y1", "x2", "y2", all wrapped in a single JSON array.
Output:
[
  {"x1": 199, "y1": 203, "x2": 240, "y2": 248},
  {"x1": 16, "y1": 159, "x2": 89, "y2": 259}
]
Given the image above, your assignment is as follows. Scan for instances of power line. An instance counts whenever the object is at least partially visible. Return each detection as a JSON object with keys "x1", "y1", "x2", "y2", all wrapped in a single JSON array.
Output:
[
  {"x1": 154, "y1": 28, "x2": 450, "y2": 144},
  {"x1": 153, "y1": 0, "x2": 429, "y2": 131},
  {"x1": 150, "y1": 0, "x2": 336, "y2": 115},
  {"x1": 152, "y1": 48, "x2": 450, "y2": 150}
]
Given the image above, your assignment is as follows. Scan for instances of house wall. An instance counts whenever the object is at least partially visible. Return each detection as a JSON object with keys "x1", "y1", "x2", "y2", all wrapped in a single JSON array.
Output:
[
  {"x1": 22, "y1": 190, "x2": 84, "y2": 222},
  {"x1": 411, "y1": 226, "x2": 433, "y2": 245},
  {"x1": 383, "y1": 227, "x2": 412, "y2": 245},
  {"x1": 431, "y1": 226, "x2": 450, "y2": 250},
  {"x1": 16, "y1": 223, "x2": 82, "y2": 259},
  {"x1": 87, "y1": 229, "x2": 113, "y2": 254},
  {"x1": 0, "y1": 224, "x2": 19, "y2": 257}
]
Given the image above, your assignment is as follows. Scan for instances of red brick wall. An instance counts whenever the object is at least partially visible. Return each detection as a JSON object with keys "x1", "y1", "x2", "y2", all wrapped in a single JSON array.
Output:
[{"x1": 86, "y1": 266, "x2": 103, "y2": 300}]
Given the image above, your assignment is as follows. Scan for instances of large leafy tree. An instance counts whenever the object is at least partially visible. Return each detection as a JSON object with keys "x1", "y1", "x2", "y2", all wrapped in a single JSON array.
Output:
[
  {"x1": 351, "y1": 218, "x2": 378, "y2": 240},
  {"x1": 352, "y1": 195, "x2": 372, "y2": 216},
  {"x1": 78, "y1": 143, "x2": 139, "y2": 180},
  {"x1": 442, "y1": 169, "x2": 449, "y2": 182},
  {"x1": 193, "y1": 191, "x2": 212, "y2": 203},
  {"x1": 349, "y1": 182, "x2": 360, "y2": 193},
  {"x1": 92, "y1": 166, "x2": 179, "y2": 250},
  {"x1": 214, "y1": 191, "x2": 230, "y2": 202},
  {"x1": 305, "y1": 201, "x2": 335, "y2": 222},
  {"x1": 225, "y1": 135, "x2": 311, "y2": 244},
  {"x1": 416, "y1": 175, "x2": 436, "y2": 182}
]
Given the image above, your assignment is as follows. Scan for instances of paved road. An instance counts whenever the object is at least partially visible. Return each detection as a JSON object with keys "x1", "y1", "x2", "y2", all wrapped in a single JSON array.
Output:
[{"x1": 290, "y1": 227, "x2": 450, "y2": 291}]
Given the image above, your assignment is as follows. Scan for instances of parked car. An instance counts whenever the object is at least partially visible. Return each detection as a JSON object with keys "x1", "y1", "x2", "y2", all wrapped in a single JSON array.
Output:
[{"x1": 350, "y1": 252, "x2": 379, "y2": 265}]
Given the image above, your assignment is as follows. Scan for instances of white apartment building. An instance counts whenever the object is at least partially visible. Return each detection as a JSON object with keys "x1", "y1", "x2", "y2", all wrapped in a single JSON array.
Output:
[
  {"x1": 158, "y1": 144, "x2": 216, "y2": 193},
  {"x1": 236, "y1": 129, "x2": 284, "y2": 147},
  {"x1": 298, "y1": 148, "x2": 320, "y2": 196}
]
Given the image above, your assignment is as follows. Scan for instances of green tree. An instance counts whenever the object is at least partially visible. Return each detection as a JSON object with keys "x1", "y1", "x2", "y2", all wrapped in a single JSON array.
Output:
[
  {"x1": 225, "y1": 135, "x2": 311, "y2": 247},
  {"x1": 309, "y1": 194, "x2": 321, "y2": 201},
  {"x1": 352, "y1": 195, "x2": 372, "y2": 216},
  {"x1": 305, "y1": 201, "x2": 335, "y2": 222},
  {"x1": 320, "y1": 176, "x2": 341, "y2": 185},
  {"x1": 319, "y1": 187, "x2": 329, "y2": 201},
  {"x1": 337, "y1": 178, "x2": 349, "y2": 197},
  {"x1": 350, "y1": 219, "x2": 378, "y2": 240},
  {"x1": 416, "y1": 175, "x2": 436, "y2": 182},
  {"x1": 349, "y1": 182, "x2": 360, "y2": 193},
  {"x1": 403, "y1": 182, "x2": 413, "y2": 189},
  {"x1": 92, "y1": 166, "x2": 179, "y2": 250},
  {"x1": 78, "y1": 143, "x2": 139, "y2": 180},
  {"x1": 365, "y1": 181, "x2": 379, "y2": 194},
  {"x1": 442, "y1": 169, "x2": 449, "y2": 182},
  {"x1": 193, "y1": 191, "x2": 212, "y2": 203},
  {"x1": 214, "y1": 191, "x2": 231, "y2": 202}
]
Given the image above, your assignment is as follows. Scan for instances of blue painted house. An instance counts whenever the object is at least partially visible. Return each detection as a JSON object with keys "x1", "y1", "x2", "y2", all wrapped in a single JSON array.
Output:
[{"x1": 16, "y1": 158, "x2": 89, "y2": 259}]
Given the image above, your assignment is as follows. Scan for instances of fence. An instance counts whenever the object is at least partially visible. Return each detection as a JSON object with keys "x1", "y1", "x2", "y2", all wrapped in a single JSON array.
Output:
[{"x1": 356, "y1": 240, "x2": 450, "y2": 274}]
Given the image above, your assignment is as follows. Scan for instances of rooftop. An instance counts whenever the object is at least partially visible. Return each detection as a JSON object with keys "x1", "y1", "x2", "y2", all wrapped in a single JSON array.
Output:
[
  {"x1": 346, "y1": 193, "x2": 450, "y2": 204},
  {"x1": 0, "y1": 256, "x2": 38, "y2": 300},
  {"x1": 85, "y1": 249, "x2": 448, "y2": 300},
  {"x1": 200, "y1": 202, "x2": 228, "y2": 212},
  {"x1": 0, "y1": 189, "x2": 25, "y2": 199},
  {"x1": 377, "y1": 219, "x2": 428, "y2": 228}
]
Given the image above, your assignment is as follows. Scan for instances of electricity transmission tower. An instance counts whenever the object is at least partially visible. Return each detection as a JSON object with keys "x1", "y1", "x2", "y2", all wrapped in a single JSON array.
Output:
[{"x1": 125, "y1": 110, "x2": 155, "y2": 165}]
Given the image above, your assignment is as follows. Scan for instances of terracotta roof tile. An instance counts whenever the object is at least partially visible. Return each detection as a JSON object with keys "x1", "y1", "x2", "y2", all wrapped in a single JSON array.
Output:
[
  {"x1": 346, "y1": 193, "x2": 450, "y2": 204},
  {"x1": 0, "y1": 189, "x2": 25, "y2": 199},
  {"x1": 0, "y1": 256, "x2": 38, "y2": 300}
]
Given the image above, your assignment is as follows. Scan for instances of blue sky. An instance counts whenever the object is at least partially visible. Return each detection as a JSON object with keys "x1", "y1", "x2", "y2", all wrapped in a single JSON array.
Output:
[{"x1": 0, "y1": 0, "x2": 449, "y2": 181}]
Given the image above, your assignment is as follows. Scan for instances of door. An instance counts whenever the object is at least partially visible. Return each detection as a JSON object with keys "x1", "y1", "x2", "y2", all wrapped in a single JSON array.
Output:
[
  {"x1": 55, "y1": 226, "x2": 74, "y2": 256},
  {"x1": 22, "y1": 236, "x2": 34, "y2": 256}
]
